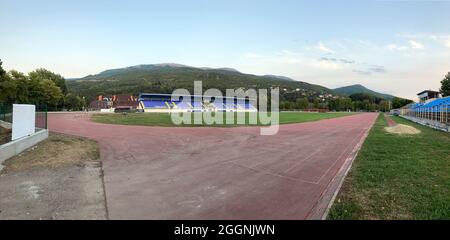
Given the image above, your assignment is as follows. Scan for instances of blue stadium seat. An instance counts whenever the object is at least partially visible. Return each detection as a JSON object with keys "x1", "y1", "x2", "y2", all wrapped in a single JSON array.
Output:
[
  {"x1": 192, "y1": 101, "x2": 203, "y2": 109},
  {"x1": 175, "y1": 102, "x2": 192, "y2": 110},
  {"x1": 213, "y1": 103, "x2": 226, "y2": 111},
  {"x1": 141, "y1": 100, "x2": 168, "y2": 109},
  {"x1": 411, "y1": 96, "x2": 450, "y2": 112},
  {"x1": 225, "y1": 102, "x2": 236, "y2": 110},
  {"x1": 245, "y1": 102, "x2": 256, "y2": 109}
]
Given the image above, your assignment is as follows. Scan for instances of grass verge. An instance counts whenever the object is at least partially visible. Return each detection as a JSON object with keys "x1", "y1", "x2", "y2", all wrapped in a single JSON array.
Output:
[
  {"x1": 91, "y1": 111, "x2": 356, "y2": 127},
  {"x1": 328, "y1": 114, "x2": 450, "y2": 219},
  {"x1": 1, "y1": 133, "x2": 100, "y2": 174}
]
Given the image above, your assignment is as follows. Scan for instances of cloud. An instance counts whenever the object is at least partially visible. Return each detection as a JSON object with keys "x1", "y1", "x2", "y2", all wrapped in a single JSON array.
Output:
[
  {"x1": 281, "y1": 50, "x2": 298, "y2": 55},
  {"x1": 310, "y1": 60, "x2": 342, "y2": 70},
  {"x1": 320, "y1": 57, "x2": 337, "y2": 62},
  {"x1": 339, "y1": 58, "x2": 356, "y2": 64},
  {"x1": 315, "y1": 42, "x2": 335, "y2": 54},
  {"x1": 398, "y1": 33, "x2": 450, "y2": 49},
  {"x1": 433, "y1": 36, "x2": 450, "y2": 48},
  {"x1": 352, "y1": 69, "x2": 372, "y2": 75},
  {"x1": 320, "y1": 57, "x2": 355, "y2": 64},
  {"x1": 319, "y1": 56, "x2": 386, "y2": 75},
  {"x1": 386, "y1": 44, "x2": 409, "y2": 51},
  {"x1": 369, "y1": 65, "x2": 386, "y2": 73},
  {"x1": 409, "y1": 40, "x2": 424, "y2": 49},
  {"x1": 352, "y1": 65, "x2": 386, "y2": 76},
  {"x1": 386, "y1": 40, "x2": 424, "y2": 51}
]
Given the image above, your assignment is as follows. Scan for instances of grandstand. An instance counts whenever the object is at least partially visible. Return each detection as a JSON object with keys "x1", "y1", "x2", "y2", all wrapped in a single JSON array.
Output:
[
  {"x1": 399, "y1": 90, "x2": 450, "y2": 132},
  {"x1": 137, "y1": 93, "x2": 258, "y2": 113}
]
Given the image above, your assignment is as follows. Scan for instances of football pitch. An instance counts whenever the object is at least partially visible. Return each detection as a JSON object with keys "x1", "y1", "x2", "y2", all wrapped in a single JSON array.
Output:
[{"x1": 91, "y1": 111, "x2": 356, "y2": 127}]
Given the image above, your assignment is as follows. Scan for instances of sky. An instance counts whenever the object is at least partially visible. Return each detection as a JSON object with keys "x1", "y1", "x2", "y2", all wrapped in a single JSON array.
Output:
[{"x1": 1, "y1": 0, "x2": 450, "y2": 99}]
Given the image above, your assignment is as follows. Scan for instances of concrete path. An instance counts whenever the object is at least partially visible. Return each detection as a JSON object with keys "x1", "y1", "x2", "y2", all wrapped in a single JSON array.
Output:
[{"x1": 49, "y1": 112, "x2": 377, "y2": 219}]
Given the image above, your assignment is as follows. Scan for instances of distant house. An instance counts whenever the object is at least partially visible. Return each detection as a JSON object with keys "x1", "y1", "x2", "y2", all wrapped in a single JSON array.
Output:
[
  {"x1": 417, "y1": 90, "x2": 441, "y2": 103},
  {"x1": 88, "y1": 95, "x2": 138, "y2": 111},
  {"x1": 111, "y1": 95, "x2": 139, "y2": 110}
]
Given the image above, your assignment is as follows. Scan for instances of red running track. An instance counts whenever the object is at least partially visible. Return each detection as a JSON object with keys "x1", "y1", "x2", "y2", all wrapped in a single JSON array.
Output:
[
  {"x1": 48, "y1": 112, "x2": 377, "y2": 219},
  {"x1": 384, "y1": 114, "x2": 397, "y2": 127}
]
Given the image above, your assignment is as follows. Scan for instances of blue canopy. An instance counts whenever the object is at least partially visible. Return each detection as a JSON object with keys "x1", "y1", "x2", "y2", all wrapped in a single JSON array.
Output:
[{"x1": 411, "y1": 96, "x2": 450, "y2": 112}]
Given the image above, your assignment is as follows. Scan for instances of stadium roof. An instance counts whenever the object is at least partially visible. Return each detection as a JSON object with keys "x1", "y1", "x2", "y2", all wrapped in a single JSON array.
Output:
[
  {"x1": 417, "y1": 90, "x2": 440, "y2": 95},
  {"x1": 422, "y1": 96, "x2": 450, "y2": 108},
  {"x1": 138, "y1": 93, "x2": 256, "y2": 100}
]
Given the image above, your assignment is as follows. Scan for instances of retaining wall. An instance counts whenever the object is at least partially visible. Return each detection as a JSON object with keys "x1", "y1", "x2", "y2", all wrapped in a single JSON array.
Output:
[{"x1": 0, "y1": 129, "x2": 49, "y2": 169}]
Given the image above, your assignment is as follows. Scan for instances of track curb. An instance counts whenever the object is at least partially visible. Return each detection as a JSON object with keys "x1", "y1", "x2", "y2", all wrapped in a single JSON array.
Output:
[{"x1": 306, "y1": 114, "x2": 377, "y2": 220}]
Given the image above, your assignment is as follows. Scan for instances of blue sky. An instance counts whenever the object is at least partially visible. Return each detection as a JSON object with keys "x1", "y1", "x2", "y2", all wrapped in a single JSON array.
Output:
[{"x1": 1, "y1": 0, "x2": 450, "y2": 99}]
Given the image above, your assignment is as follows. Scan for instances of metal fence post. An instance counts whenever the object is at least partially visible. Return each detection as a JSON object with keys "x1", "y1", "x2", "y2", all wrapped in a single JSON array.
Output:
[{"x1": 45, "y1": 105, "x2": 48, "y2": 129}]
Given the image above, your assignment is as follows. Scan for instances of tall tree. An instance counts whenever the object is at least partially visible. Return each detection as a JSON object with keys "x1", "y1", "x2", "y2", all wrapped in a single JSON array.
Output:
[
  {"x1": 65, "y1": 93, "x2": 83, "y2": 111},
  {"x1": 38, "y1": 79, "x2": 63, "y2": 109},
  {"x1": 29, "y1": 68, "x2": 68, "y2": 94},
  {"x1": 313, "y1": 99, "x2": 320, "y2": 108},
  {"x1": 9, "y1": 70, "x2": 29, "y2": 103},
  {"x1": 0, "y1": 59, "x2": 6, "y2": 77},
  {"x1": 392, "y1": 97, "x2": 413, "y2": 109},
  {"x1": 379, "y1": 100, "x2": 390, "y2": 112},
  {"x1": 296, "y1": 98, "x2": 309, "y2": 110},
  {"x1": 441, "y1": 72, "x2": 450, "y2": 97},
  {"x1": 0, "y1": 60, "x2": 16, "y2": 103}
]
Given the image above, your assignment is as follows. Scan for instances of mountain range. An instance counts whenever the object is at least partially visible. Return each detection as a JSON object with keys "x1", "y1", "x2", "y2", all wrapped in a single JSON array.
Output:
[
  {"x1": 67, "y1": 63, "x2": 396, "y2": 101},
  {"x1": 68, "y1": 64, "x2": 332, "y2": 101},
  {"x1": 333, "y1": 84, "x2": 395, "y2": 100}
]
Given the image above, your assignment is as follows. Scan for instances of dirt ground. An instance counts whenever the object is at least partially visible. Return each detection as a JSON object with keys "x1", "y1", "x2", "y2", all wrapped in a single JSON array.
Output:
[
  {"x1": 0, "y1": 126, "x2": 11, "y2": 145},
  {"x1": 0, "y1": 133, "x2": 107, "y2": 220},
  {"x1": 385, "y1": 124, "x2": 421, "y2": 135}
]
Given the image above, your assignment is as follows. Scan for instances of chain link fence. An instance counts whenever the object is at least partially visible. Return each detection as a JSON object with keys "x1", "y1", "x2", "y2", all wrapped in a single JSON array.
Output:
[
  {"x1": 35, "y1": 105, "x2": 48, "y2": 130},
  {"x1": 0, "y1": 104, "x2": 13, "y2": 123}
]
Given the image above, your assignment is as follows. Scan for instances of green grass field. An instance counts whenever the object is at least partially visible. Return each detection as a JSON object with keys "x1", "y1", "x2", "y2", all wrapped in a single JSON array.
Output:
[
  {"x1": 328, "y1": 115, "x2": 450, "y2": 220},
  {"x1": 91, "y1": 111, "x2": 356, "y2": 127}
]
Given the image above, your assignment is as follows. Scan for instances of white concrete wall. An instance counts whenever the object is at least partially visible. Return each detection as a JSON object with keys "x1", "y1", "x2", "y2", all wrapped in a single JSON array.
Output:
[
  {"x1": 12, "y1": 104, "x2": 35, "y2": 141},
  {"x1": 100, "y1": 108, "x2": 114, "y2": 113},
  {"x1": 0, "y1": 130, "x2": 49, "y2": 170}
]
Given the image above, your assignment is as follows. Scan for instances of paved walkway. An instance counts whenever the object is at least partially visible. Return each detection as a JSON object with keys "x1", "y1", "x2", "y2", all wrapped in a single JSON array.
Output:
[{"x1": 48, "y1": 112, "x2": 378, "y2": 219}]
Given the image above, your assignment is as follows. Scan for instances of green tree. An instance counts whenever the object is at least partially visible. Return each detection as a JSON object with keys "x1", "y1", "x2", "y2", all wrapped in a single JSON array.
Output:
[
  {"x1": 313, "y1": 99, "x2": 320, "y2": 108},
  {"x1": 9, "y1": 70, "x2": 30, "y2": 103},
  {"x1": 328, "y1": 97, "x2": 351, "y2": 111},
  {"x1": 379, "y1": 100, "x2": 391, "y2": 112},
  {"x1": 65, "y1": 93, "x2": 83, "y2": 111},
  {"x1": 392, "y1": 97, "x2": 413, "y2": 109},
  {"x1": 337, "y1": 98, "x2": 352, "y2": 111},
  {"x1": 0, "y1": 59, "x2": 6, "y2": 77},
  {"x1": 296, "y1": 98, "x2": 309, "y2": 110},
  {"x1": 38, "y1": 79, "x2": 64, "y2": 109},
  {"x1": 362, "y1": 99, "x2": 371, "y2": 111},
  {"x1": 279, "y1": 101, "x2": 287, "y2": 110},
  {"x1": 0, "y1": 60, "x2": 15, "y2": 103},
  {"x1": 29, "y1": 68, "x2": 68, "y2": 95},
  {"x1": 0, "y1": 59, "x2": 69, "y2": 109},
  {"x1": 441, "y1": 72, "x2": 450, "y2": 97}
]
